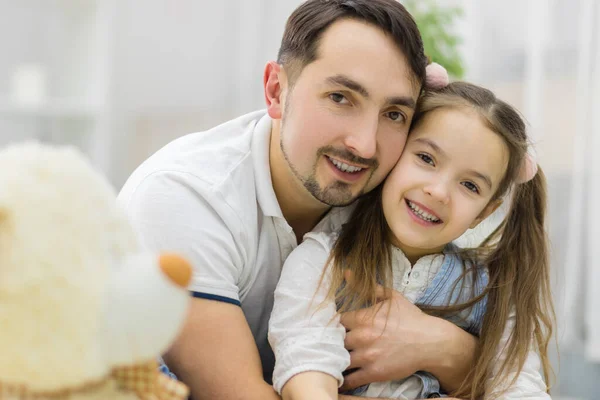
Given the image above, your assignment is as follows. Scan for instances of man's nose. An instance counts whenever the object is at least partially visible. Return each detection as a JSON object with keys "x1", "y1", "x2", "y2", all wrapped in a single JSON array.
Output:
[{"x1": 343, "y1": 116, "x2": 378, "y2": 160}]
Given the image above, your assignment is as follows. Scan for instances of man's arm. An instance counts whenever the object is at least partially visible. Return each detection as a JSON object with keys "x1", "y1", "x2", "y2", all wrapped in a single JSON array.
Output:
[
  {"x1": 120, "y1": 172, "x2": 428, "y2": 400},
  {"x1": 121, "y1": 172, "x2": 280, "y2": 400},
  {"x1": 340, "y1": 286, "x2": 477, "y2": 393},
  {"x1": 163, "y1": 298, "x2": 280, "y2": 400},
  {"x1": 164, "y1": 300, "x2": 442, "y2": 400},
  {"x1": 165, "y1": 298, "x2": 423, "y2": 400},
  {"x1": 421, "y1": 316, "x2": 478, "y2": 393}
]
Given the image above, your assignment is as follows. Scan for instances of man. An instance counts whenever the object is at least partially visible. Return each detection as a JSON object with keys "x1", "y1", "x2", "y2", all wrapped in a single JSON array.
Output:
[{"x1": 118, "y1": 1, "x2": 477, "y2": 399}]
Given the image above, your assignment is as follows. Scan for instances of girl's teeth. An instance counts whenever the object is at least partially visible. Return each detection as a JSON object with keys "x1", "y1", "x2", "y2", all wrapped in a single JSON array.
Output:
[
  {"x1": 329, "y1": 157, "x2": 363, "y2": 173},
  {"x1": 408, "y1": 201, "x2": 440, "y2": 222}
]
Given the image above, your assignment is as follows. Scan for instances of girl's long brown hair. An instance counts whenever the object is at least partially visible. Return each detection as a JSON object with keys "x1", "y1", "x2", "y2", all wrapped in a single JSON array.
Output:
[{"x1": 326, "y1": 82, "x2": 555, "y2": 399}]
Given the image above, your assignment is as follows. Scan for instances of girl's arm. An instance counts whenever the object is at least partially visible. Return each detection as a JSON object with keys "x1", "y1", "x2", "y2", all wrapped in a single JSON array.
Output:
[
  {"x1": 281, "y1": 371, "x2": 338, "y2": 400},
  {"x1": 268, "y1": 235, "x2": 350, "y2": 398},
  {"x1": 268, "y1": 235, "x2": 468, "y2": 400},
  {"x1": 486, "y1": 310, "x2": 551, "y2": 399}
]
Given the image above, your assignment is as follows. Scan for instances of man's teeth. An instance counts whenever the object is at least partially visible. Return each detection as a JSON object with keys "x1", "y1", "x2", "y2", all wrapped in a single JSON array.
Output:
[
  {"x1": 328, "y1": 157, "x2": 363, "y2": 173},
  {"x1": 407, "y1": 200, "x2": 440, "y2": 223}
]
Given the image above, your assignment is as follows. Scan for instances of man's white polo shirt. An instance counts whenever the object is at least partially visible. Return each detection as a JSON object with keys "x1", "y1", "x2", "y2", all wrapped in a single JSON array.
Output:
[{"x1": 117, "y1": 110, "x2": 298, "y2": 381}]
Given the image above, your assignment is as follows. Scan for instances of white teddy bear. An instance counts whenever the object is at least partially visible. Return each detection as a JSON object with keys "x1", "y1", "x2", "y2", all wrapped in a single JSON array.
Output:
[{"x1": 0, "y1": 142, "x2": 190, "y2": 399}]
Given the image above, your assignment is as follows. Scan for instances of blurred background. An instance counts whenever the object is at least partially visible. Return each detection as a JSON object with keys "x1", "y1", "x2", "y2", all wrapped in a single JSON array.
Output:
[{"x1": 0, "y1": 0, "x2": 597, "y2": 397}]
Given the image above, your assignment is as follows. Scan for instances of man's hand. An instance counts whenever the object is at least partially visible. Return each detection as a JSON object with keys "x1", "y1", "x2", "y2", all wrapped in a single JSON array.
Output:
[
  {"x1": 339, "y1": 283, "x2": 477, "y2": 393},
  {"x1": 339, "y1": 283, "x2": 432, "y2": 390}
]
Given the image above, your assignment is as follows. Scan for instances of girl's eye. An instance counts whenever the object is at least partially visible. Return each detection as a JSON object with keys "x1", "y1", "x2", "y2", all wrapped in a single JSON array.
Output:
[
  {"x1": 417, "y1": 153, "x2": 434, "y2": 166},
  {"x1": 329, "y1": 93, "x2": 348, "y2": 104},
  {"x1": 462, "y1": 181, "x2": 480, "y2": 194},
  {"x1": 386, "y1": 111, "x2": 406, "y2": 123}
]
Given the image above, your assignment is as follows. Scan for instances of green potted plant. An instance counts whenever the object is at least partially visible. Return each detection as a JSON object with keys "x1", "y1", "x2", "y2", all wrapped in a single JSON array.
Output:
[{"x1": 403, "y1": 0, "x2": 465, "y2": 79}]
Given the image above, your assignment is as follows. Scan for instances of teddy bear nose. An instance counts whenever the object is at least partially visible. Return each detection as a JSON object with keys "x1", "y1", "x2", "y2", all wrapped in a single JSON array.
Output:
[{"x1": 159, "y1": 253, "x2": 192, "y2": 288}]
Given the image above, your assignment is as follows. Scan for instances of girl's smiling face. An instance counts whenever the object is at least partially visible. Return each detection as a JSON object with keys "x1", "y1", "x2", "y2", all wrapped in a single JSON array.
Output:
[{"x1": 381, "y1": 106, "x2": 509, "y2": 262}]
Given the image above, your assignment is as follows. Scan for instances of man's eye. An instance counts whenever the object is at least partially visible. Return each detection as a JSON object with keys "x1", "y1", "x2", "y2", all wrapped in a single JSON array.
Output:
[
  {"x1": 329, "y1": 93, "x2": 348, "y2": 104},
  {"x1": 386, "y1": 111, "x2": 405, "y2": 122}
]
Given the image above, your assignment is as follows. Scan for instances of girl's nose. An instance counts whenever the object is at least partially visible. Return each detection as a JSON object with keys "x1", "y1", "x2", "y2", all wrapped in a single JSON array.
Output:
[{"x1": 424, "y1": 181, "x2": 450, "y2": 205}]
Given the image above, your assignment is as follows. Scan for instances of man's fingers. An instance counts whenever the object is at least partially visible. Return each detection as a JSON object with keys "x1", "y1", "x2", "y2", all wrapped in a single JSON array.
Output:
[
  {"x1": 343, "y1": 326, "x2": 367, "y2": 351},
  {"x1": 374, "y1": 283, "x2": 390, "y2": 302},
  {"x1": 340, "y1": 301, "x2": 386, "y2": 329},
  {"x1": 346, "y1": 348, "x2": 369, "y2": 370},
  {"x1": 340, "y1": 368, "x2": 371, "y2": 392},
  {"x1": 340, "y1": 308, "x2": 367, "y2": 330},
  {"x1": 346, "y1": 270, "x2": 391, "y2": 303},
  {"x1": 346, "y1": 269, "x2": 390, "y2": 303},
  {"x1": 339, "y1": 309, "x2": 355, "y2": 330},
  {"x1": 343, "y1": 269, "x2": 354, "y2": 283},
  {"x1": 343, "y1": 331, "x2": 355, "y2": 351}
]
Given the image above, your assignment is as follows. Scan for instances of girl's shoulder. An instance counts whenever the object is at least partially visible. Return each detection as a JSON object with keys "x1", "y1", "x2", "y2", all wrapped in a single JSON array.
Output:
[
  {"x1": 288, "y1": 205, "x2": 358, "y2": 271},
  {"x1": 300, "y1": 204, "x2": 357, "y2": 251},
  {"x1": 310, "y1": 204, "x2": 357, "y2": 236},
  {"x1": 445, "y1": 242, "x2": 488, "y2": 268},
  {"x1": 443, "y1": 243, "x2": 489, "y2": 286},
  {"x1": 303, "y1": 229, "x2": 340, "y2": 253}
]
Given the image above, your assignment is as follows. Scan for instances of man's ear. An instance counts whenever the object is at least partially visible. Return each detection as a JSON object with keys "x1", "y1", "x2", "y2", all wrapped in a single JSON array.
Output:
[
  {"x1": 263, "y1": 61, "x2": 288, "y2": 120},
  {"x1": 470, "y1": 199, "x2": 503, "y2": 229}
]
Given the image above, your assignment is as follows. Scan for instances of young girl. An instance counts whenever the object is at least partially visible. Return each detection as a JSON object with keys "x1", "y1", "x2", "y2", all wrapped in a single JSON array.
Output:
[{"x1": 268, "y1": 81, "x2": 554, "y2": 399}]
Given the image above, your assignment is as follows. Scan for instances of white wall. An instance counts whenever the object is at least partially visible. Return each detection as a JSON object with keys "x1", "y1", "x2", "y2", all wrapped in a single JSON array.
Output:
[{"x1": 109, "y1": 0, "x2": 304, "y2": 185}]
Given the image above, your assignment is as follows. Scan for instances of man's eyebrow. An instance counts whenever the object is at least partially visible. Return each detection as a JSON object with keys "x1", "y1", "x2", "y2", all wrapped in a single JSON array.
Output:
[
  {"x1": 326, "y1": 74, "x2": 416, "y2": 109},
  {"x1": 387, "y1": 96, "x2": 416, "y2": 110},
  {"x1": 325, "y1": 75, "x2": 369, "y2": 98}
]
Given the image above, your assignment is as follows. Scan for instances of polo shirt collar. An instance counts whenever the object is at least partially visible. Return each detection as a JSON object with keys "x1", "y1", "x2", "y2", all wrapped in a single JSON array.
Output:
[{"x1": 252, "y1": 112, "x2": 285, "y2": 219}]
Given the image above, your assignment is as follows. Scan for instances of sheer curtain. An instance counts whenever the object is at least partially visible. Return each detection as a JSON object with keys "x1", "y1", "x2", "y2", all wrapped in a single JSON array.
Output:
[
  {"x1": 459, "y1": 0, "x2": 600, "y2": 397},
  {"x1": 560, "y1": 0, "x2": 600, "y2": 358},
  {"x1": 568, "y1": 0, "x2": 600, "y2": 364}
]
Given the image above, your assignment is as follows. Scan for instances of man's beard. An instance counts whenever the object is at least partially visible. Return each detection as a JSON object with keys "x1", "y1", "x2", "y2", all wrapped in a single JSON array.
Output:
[
  {"x1": 280, "y1": 125, "x2": 377, "y2": 207},
  {"x1": 299, "y1": 167, "x2": 358, "y2": 206}
]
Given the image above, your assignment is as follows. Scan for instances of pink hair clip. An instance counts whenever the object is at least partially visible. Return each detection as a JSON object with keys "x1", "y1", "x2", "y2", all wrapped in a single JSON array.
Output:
[
  {"x1": 425, "y1": 62, "x2": 449, "y2": 90},
  {"x1": 516, "y1": 152, "x2": 538, "y2": 184}
]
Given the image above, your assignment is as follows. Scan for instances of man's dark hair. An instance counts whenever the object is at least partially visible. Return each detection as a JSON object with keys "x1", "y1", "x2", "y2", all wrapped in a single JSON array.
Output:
[{"x1": 277, "y1": 0, "x2": 428, "y2": 87}]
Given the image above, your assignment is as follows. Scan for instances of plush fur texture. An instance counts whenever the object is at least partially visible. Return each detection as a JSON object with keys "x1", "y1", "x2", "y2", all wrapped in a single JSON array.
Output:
[
  {"x1": 3, "y1": 379, "x2": 139, "y2": 400},
  {"x1": 0, "y1": 142, "x2": 141, "y2": 392}
]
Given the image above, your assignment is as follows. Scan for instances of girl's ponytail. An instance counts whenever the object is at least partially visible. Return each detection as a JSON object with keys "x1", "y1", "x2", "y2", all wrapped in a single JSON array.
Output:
[{"x1": 457, "y1": 168, "x2": 555, "y2": 399}]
